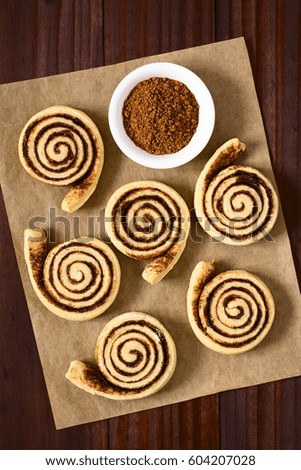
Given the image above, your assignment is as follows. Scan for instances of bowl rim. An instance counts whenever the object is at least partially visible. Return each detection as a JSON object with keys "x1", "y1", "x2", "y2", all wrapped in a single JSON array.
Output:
[{"x1": 108, "y1": 61, "x2": 215, "y2": 169}]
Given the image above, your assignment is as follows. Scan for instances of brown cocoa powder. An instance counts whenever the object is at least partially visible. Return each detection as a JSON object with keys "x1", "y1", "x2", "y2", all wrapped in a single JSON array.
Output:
[{"x1": 122, "y1": 77, "x2": 199, "y2": 155}]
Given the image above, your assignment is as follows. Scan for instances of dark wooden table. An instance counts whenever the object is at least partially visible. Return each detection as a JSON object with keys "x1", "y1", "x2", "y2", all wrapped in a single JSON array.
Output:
[{"x1": 0, "y1": 0, "x2": 300, "y2": 450}]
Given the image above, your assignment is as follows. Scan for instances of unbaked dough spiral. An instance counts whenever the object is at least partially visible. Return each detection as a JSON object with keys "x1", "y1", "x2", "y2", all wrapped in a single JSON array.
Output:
[
  {"x1": 105, "y1": 180, "x2": 190, "y2": 284},
  {"x1": 66, "y1": 311, "x2": 177, "y2": 399},
  {"x1": 24, "y1": 228, "x2": 120, "y2": 321},
  {"x1": 194, "y1": 138, "x2": 279, "y2": 245},
  {"x1": 187, "y1": 261, "x2": 275, "y2": 354},
  {"x1": 19, "y1": 106, "x2": 104, "y2": 213}
]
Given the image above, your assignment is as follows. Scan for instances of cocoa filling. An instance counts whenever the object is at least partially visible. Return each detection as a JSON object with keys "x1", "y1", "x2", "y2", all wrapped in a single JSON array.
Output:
[
  {"x1": 83, "y1": 365, "x2": 129, "y2": 395},
  {"x1": 106, "y1": 330, "x2": 156, "y2": 379},
  {"x1": 123, "y1": 77, "x2": 199, "y2": 155}
]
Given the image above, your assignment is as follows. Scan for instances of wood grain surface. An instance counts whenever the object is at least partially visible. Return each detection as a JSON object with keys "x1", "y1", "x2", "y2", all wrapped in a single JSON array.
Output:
[{"x1": 0, "y1": 0, "x2": 300, "y2": 450}]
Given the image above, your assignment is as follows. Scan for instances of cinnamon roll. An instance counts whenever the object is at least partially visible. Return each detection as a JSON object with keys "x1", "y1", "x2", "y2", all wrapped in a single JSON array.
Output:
[
  {"x1": 24, "y1": 228, "x2": 120, "y2": 321},
  {"x1": 187, "y1": 261, "x2": 275, "y2": 354},
  {"x1": 19, "y1": 106, "x2": 104, "y2": 213},
  {"x1": 105, "y1": 180, "x2": 190, "y2": 285},
  {"x1": 66, "y1": 311, "x2": 177, "y2": 399},
  {"x1": 194, "y1": 138, "x2": 279, "y2": 245}
]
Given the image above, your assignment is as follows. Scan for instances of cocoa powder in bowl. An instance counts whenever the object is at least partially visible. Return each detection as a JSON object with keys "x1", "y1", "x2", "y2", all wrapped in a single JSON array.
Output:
[{"x1": 122, "y1": 77, "x2": 199, "y2": 155}]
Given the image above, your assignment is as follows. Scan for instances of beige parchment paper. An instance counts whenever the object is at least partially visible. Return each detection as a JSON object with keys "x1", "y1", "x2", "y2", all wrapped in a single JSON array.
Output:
[{"x1": 0, "y1": 38, "x2": 300, "y2": 430}]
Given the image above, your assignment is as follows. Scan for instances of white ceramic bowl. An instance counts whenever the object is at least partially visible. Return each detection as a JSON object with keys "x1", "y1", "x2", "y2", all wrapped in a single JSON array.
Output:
[{"x1": 108, "y1": 62, "x2": 215, "y2": 169}]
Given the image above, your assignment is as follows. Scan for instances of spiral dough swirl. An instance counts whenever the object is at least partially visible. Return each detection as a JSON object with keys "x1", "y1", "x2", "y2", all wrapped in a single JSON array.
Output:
[
  {"x1": 194, "y1": 138, "x2": 278, "y2": 245},
  {"x1": 105, "y1": 181, "x2": 190, "y2": 284},
  {"x1": 24, "y1": 228, "x2": 120, "y2": 321},
  {"x1": 65, "y1": 312, "x2": 177, "y2": 400},
  {"x1": 187, "y1": 261, "x2": 275, "y2": 354},
  {"x1": 19, "y1": 106, "x2": 104, "y2": 212}
]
